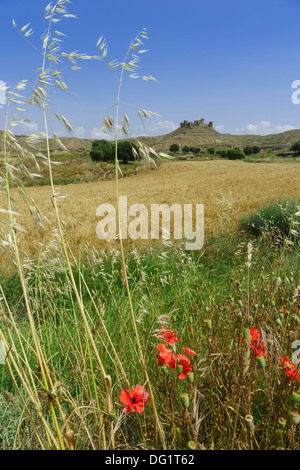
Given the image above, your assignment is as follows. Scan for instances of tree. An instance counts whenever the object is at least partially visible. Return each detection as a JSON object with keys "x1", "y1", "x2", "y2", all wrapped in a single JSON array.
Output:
[
  {"x1": 207, "y1": 147, "x2": 215, "y2": 154},
  {"x1": 227, "y1": 148, "x2": 244, "y2": 160},
  {"x1": 90, "y1": 139, "x2": 138, "y2": 163},
  {"x1": 190, "y1": 147, "x2": 200, "y2": 154},
  {"x1": 290, "y1": 141, "x2": 300, "y2": 154},
  {"x1": 90, "y1": 139, "x2": 113, "y2": 162},
  {"x1": 117, "y1": 140, "x2": 138, "y2": 163},
  {"x1": 252, "y1": 146, "x2": 261, "y2": 154},
  {"x1": 182, "y1": 146, "x2": 190, "y2": 154},
  {"x1": 169, "y1": 144, "x2": 180, "y2": 153},
  {"x1": 216, "y1": 150, "x2": 227, "y2": 158},
  {"x1": 244, "y1": 146, "x2": 254, "y2": 155}
]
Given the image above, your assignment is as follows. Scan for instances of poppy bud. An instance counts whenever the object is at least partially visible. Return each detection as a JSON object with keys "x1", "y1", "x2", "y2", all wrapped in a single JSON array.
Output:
[
  {"x1": 275, "y1": 318, "x2": 282, "y2": 327},
  {"x1": 161, "y1": 364, "x2": 168, "y2": 375},
  {"x1": 289, "y1": 411, "x2": 300, "y2": 426},
  {"x1": 278, "y1": 417, "x2": 286, "y2": 429},
  {"x1": 245, "y1": 414, "x2": 254, "y2": 430},
  {"x1": 256, "y1": 355, "x2": 266, "y2": 369},
  {"x1": 204, "y1": 319, "x2": 212, "y2": 330},
  {"x1": 254, "y1": 304, "x2": 259, "y2": 310},
  {"x1": 180, "y1": 393, "x2": 190, "y2": 409},
  {"x1": 279, "y1": 313, "x2": 284, "y2": 320},
  {"x1": 290, "y1": 391, "x2": 300, "y2": 405},
  {"x1": 237, "y1": 300, "x2": 243, "y2": 309},
  {"x1": 177, "y1": 364, "x2": 183, "y2": 375},
  {"x1": 189, "y1": 316, "x2": 193, "y2": 324},
  {"x1": 271, "y1": 300, "x2": 276, "y2": 307},
  {"x1": 109, "y1": 410, "x2": 116, "y2": 421},
  {"x1": 187, "y1": 371, "x2": 194, "y2": 384},
  {"x1": 187, "y1": 441, "x2": 196, "y2": 450}
]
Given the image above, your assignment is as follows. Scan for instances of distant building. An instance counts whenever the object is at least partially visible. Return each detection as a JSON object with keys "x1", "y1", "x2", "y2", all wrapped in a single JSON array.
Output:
[{"x1": 180, "y1": 118, "x2": 213, "y2": 129}]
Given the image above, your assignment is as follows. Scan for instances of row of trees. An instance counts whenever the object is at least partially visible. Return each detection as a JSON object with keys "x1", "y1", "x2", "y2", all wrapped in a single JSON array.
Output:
[
  {"x1": 169, "y1": 143, "x2": 262, "y2": 158},
  {"x1": 90, "y1": 140, "x2": 138, "y2": 163}
]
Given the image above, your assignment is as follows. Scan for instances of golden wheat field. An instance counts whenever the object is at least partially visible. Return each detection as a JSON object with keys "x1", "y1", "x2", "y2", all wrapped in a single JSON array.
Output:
[{"x1": 3, "y1": 160, "x2": 300, "y2": 257}]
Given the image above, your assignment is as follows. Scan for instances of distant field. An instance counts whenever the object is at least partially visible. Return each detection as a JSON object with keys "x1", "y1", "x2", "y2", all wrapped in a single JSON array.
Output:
[{"x1": 4, "y1": 160, "x2": 300, "y2": 257}]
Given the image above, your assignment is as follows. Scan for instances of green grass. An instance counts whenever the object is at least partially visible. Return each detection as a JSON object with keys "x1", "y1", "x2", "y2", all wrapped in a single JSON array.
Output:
[{"x1": 0, "y1": 229, "x2": 299, "y2": 449}]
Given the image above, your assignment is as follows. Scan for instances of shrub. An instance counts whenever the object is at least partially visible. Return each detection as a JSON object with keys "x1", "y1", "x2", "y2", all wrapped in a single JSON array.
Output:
[
  {"x1": 239, "y1": 199, "x2": 300, "y2": 242},
  {"x1": 244, "y1": 146, "x2": 254, "y2": 155},
  {"x1": 244, "y1": 146, "x2": 261, "y2": 155},
  {"x1": 190, "y1": 147, "x2": 200, "y2": 154},
  {"x1": 290, "y1": 141, "x2": 300, "y2": 154},
  {"x1": 207, "y1": 147, "x2": 215, "y2": 154},
  {"x1": 117, "y1": 140, "x2": 138, "y2": 163},
  {"x1": 216, "y1": 150, "x2": 227, "y2": 158},
  {"x1": 182, "y1": 146, "x2": 190, "y2": 154},
  {"x1": 227, "y1": 148, "x2": 244, "y2": 160},
  {"x1": 169, "y1": 144, "x2": 180, "y2": 153},
  {"x1": 90, "y1": 139, "x2": 113, "y2": 162},
  {"x1": 90, "y1": 139, "x2": 138, "y2": 163}
]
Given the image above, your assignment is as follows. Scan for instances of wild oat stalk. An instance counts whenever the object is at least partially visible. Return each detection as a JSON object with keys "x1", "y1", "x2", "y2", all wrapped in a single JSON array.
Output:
[{"x1": 100, "y1": 28, "x2": 167, "y2": 449}]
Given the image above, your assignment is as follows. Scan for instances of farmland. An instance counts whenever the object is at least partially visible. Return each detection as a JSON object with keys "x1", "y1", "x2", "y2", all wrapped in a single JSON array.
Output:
[{"x1": 1, "y1": 159, "x2": 299, "y2": 258}]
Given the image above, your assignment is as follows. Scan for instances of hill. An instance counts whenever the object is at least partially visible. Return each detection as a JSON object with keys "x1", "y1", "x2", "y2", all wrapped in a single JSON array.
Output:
[
  {"x1": 1, "y1": 125, "x2": 300, "y2": 155},
  {"x1": 138, "y1": 125, "x2": 300, "y2": 151}
]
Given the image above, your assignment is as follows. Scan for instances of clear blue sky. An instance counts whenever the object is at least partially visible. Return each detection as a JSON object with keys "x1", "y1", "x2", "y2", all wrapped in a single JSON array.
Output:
[{"x1": 1, "y1": 0, "x2": 300, "y2": 138}]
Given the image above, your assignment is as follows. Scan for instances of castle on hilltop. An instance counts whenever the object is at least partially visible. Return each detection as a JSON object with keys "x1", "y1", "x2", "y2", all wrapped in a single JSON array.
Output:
[{"x1": 180, "y1": 119, "x2": 213, "y2": 129}]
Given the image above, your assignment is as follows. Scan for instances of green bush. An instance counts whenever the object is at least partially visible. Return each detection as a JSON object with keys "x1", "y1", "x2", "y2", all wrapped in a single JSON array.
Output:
[
  {"x1": 169, "y1": 144, "x2": 180, "y2": 153},
  {"x1": 244, "y1": 146, "x2": 261, "y2": 155},
  {"x1": 182, "y1": 146, "x2": 190, "y2": 154},
  {"x1": 227, "y1": 148, "x2": 244, "y2": 160},
  {"x1": 90, "y1": 139, "x2": 113, "y2": 162},
  {"x1": 216, "y1": 150, "x2": 227, "y2": 158},
  {"x1": 90, "y1": 139, "x2": 138, "y2": 163},
  {"x1": 207, "y1": 147, "x2": 215, "y2": 154},
  {"x1": 290, "y1": 141, "x2": 300, "y2": 154},
  {"x1": 239, "y1": 199, "x2": 300, "y2": 242},
  {"x1": 190, "y1": 147, "x2": 200, "y2": 154}
]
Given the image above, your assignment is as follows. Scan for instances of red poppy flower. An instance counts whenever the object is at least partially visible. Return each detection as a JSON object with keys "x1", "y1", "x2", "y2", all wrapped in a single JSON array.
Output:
[
  {"x1": 176, "y1": 354, "x2": 193, "y2": 379},
  {"x1": 120, "y1": 384, "x2": 149, "y2": 414},
  {"x1": 242, "y1": 327, "x2": 266, "y2": 359},
  {"x1": 183, "y1": 345, "x2": 196, "y2": 357},
  {"x1": 281, "y1": 355, "x2": 300, "y2": 382},
  {"x1": 157, "y1": 344, "x2": 176, "y2": 368},
  {"x1": 157, "y1": 345, "x2": 192, "y2": 379},
  {"x1": 158, "y1": 328, "x2": 180, "y2": 345}
]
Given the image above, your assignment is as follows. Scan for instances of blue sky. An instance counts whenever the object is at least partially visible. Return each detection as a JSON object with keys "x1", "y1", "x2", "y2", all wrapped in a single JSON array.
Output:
[{"x1": 1, "y1": 0, "x2": 300, "y2": 138}]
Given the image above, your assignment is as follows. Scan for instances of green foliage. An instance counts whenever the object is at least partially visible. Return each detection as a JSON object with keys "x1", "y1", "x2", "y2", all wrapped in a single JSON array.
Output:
[
  {"x1": 252, "y1": 145, "x2": 261, "y2": 154},
  {"x1": 190, "y1": 147, "x2": 200, "y2": 154},
  {"x1": 117, "y1": 140, "x2": 139, "y2": 163},
  {"x1": 207, "y1": 147, "x2": 215, "y2": 154},
  {"x1": 227, "y1": 148, "x2": 244, "y2": 160},
  {"x1": 182, "y1": 146, "x2": 190, "y2": 154},
  {"x1": 240, "y1": 198, "x2": 300, "y2": 242},
  {"x1": 244, "y1": 145, "x2": 261, "y2": 155},
  {"x1": 90, "y1": 139, "x2": 138, "y2": 163},
  {"x1": 169, "y1": 144, "x2": 180, "y2": 153},
  {"x1": 216, "y1": 150, "x2": 227, "y2": 158},
  {"x1": 90, "y1": 139, "x2": 113, "y2": 162},
  {"x1": 290, "y1": 141, "x2": 300, "y2": 154}
]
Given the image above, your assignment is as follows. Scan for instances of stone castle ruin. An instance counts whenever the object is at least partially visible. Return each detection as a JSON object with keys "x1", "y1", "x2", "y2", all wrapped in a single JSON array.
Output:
[{"x1": 180, "y1": 119, "x2": 213, "y2": 129}]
